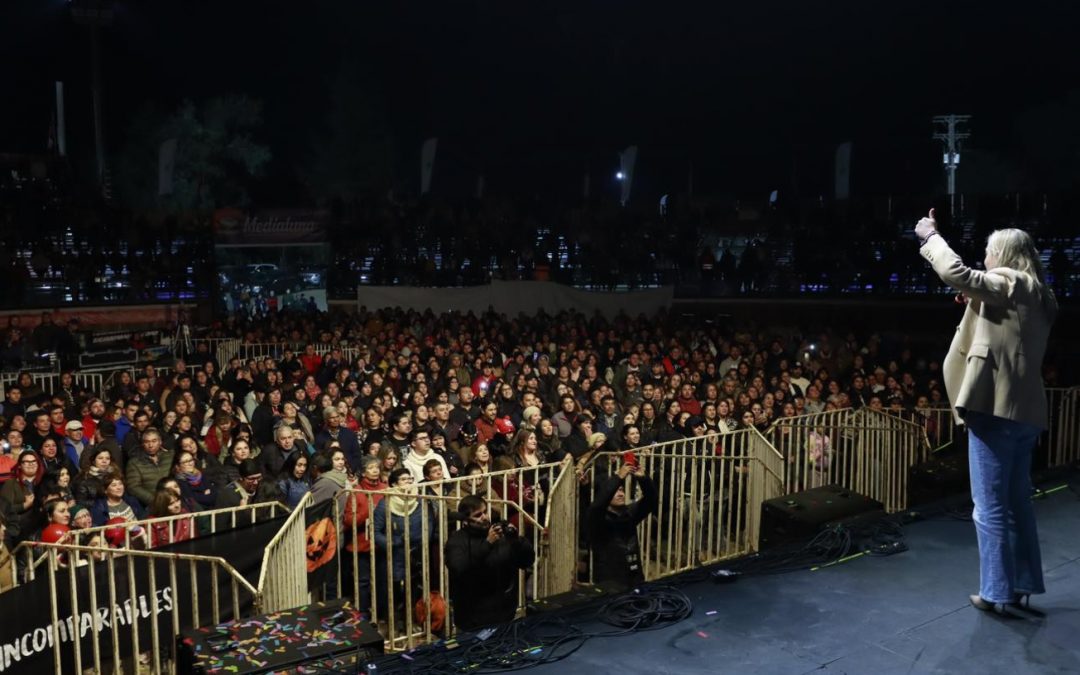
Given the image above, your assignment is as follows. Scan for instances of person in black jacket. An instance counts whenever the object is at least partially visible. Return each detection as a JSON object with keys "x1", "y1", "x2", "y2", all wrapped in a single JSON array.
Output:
[
  {"x1": 587, "y1": 463, "x2": 657, "y2": 590},
  {"x1": 444, "y1": 495, "x2": 535, "y2": 631}
]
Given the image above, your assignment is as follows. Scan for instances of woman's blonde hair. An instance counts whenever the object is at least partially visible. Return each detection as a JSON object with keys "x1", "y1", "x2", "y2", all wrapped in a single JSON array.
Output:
[{"x1": 986, "y1": 228, "x2": 1046, "y2": 283}]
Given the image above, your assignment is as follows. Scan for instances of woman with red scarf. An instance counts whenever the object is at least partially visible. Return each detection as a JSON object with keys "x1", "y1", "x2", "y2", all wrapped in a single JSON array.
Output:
[{"x1": 342, "y1": 455, "x2": 387, "y2": 613}]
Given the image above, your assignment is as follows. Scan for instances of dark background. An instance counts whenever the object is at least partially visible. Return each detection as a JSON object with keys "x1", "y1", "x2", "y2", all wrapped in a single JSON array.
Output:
[{"x1": 3, "y1": 0, "x2": 1078, "y2": 204}]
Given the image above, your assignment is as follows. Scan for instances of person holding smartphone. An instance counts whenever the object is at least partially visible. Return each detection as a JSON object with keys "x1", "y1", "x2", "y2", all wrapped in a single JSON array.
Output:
[{"x1": 586, "y1": 463, "x2": 657, "y2": 589}]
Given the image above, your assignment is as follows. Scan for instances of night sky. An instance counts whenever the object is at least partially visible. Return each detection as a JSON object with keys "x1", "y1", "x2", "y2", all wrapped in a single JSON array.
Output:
[{"x1": 3, "y1": 0, "x2": 1078, "y2": 202}]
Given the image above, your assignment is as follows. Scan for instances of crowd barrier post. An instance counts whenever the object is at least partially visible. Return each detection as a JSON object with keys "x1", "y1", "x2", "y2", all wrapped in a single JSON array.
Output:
[
  {"x1": 767, "y1": 408, "x2": 928, "y2": 513},
  {"x1": 25, "y1": 541, "x2": 260, "y2": 675},
  {"x1": 330, "y1": 461, "x2": 569, "y2": 651},
  {"x1": 576, "y1": 429, "x2": 783, "y2": 585},
  {"x1": 257, "y1": 493, "x2": 313, "y2": 613},
  {"x1": 1045, "y1": 387, "x2": 1080, "y2": 468}
]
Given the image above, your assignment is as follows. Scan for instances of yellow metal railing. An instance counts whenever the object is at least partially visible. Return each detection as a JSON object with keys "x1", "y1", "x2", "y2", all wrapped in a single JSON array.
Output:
[{"x1": 8, "y1": 387, "x2": 1076, "y2": 670}]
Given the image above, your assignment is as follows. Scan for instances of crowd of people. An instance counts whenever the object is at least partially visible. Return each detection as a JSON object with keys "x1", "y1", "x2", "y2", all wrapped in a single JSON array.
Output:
[{"x1": 0, "y1": 306, "x2": 980, "y2": 572}]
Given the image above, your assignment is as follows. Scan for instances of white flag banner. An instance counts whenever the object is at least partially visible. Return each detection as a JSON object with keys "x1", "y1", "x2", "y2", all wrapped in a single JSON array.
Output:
[
  {"x1": 420, "y1": 137, "x2": 438, "y2": 195},
  {"x1": 835, "y1": 141, "x2": 852, "y2": 201},
  {"x1": 158, "y1": 138, "x2": 178, "y2": 196},
  {"x1": 619, "y1": 145, "x2": 638, "y2": 206}
]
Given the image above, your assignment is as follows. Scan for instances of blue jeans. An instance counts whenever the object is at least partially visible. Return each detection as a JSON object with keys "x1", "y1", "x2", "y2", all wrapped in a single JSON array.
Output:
[{"x1": 966, "y1": 411, "x2": 1045, "y2": 603}]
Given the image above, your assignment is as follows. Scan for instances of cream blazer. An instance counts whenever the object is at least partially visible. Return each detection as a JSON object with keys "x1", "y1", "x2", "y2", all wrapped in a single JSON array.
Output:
[{"x1": 920, "y1": 235, "x2": 1057, "y2": 429}]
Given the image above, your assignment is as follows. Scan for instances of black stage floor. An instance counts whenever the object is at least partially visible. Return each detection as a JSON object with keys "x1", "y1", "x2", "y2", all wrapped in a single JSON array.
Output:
[{"x1": 527, "y1": 484, "x2": 1080, "y2": 675}]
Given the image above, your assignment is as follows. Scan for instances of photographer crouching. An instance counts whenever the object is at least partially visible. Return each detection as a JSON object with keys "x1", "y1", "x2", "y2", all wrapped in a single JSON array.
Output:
[{"x1": 445, "y1": 495, "x2": 535, "y2": 631}]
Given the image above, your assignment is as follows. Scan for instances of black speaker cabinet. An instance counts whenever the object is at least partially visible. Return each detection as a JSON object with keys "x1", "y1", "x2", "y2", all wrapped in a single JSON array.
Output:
[
  {"x1": 760, "y1": 485, "x2": 885, "y2": 549},
  {"x1": 177, "y1": 599, "x2": 383, "y2": 674},
  {"x1": 907, "y1": 452, "x2": 970, "y2": 508}
]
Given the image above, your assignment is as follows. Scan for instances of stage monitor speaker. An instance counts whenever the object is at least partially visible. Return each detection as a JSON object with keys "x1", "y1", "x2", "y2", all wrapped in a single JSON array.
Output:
[
  {"x1": 760, "y1": 484, "x2": 885, "y2": 550},
  {"x1": 527, "y1": 582, "x2": 621, "y2": 615},
  {"x1": 176, "y1": 599, "x2": 383, "y2": 675},
  {"x1": 907, "y1": 452, "x2": 970, "y2": 508}
]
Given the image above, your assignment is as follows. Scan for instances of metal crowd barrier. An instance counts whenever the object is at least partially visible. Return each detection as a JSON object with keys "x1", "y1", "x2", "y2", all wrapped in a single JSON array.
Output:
[
  {"x1": 0, "y1": 371, "x2": 106, "y2": 401},
  {"x1": 900, "y1": 408, "x2": 958, "y2": 452},
  {"x1": 6, "y1": 390, "x2": 1075, "y2": 671},
  {"x1": 0, "y1": 371, "x2": 59, "y2": 400},
  {"x1": 578, "y1": 429, "x2": 785, "y2": 583},
  {"x1": 887, "y1": 390, "x2": 1078, "y2": 472},
  {"x1": 331, "y1": 460, "x2": 573, "y2": 650},
  {"x1": 26, "y1": 542, "x2": 258, "y2": 675},
  {"x1": 767, "y1": 408, "x2": 928, "y2": 513},
  {"x1": 225, "y1": 341, "x2": 364, "y2": 368},
  {"x1": 1045, "y1": 386, "x2": 1080, "y2": 468},
  {"x1": 257, "y1": 493, "x2": 313, "y2": 613},
  {"x1": 16, "y1": 503, "x2": 290, "y2": 580}
]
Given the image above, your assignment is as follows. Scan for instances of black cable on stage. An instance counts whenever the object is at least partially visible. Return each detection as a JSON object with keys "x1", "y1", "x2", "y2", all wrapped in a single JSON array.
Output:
[{"x1": 342, "y1": 585, "x2": 694, "y2": 675}]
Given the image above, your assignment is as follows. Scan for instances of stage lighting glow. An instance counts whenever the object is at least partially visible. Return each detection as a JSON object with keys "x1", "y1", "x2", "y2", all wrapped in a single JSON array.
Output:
[{"x1": 615, "y1": 171, "x2": 625, "y2": 180}]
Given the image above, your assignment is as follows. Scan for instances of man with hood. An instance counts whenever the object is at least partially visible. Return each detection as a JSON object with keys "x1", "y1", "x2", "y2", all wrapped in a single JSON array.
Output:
[{"x1": 587, "y1": 463, "x2": 657, "y2": 589}]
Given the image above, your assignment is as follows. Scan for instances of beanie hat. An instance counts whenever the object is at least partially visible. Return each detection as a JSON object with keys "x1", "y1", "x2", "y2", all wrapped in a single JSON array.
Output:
[
  {"x1": 522, "y1": 406, "x2": 541, "y2": 424},
  {"x1": 69, "y1": 504, "x2": 90, "y2": 524}
]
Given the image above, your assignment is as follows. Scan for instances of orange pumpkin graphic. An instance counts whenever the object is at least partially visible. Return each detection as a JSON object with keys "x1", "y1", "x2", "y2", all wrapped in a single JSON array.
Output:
[{"x1": 305, "y1": 517, "x2": 337, "y2": 572}]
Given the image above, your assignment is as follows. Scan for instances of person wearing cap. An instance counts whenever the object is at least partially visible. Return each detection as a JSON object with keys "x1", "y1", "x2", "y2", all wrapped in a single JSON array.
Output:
[
  {"x1": 215, "y1": 459, "x2": 267, "y2": 508},
  {"x1": 68, "y1": 503, "x2": 93, "y2": 531},
  {"x1": 519, "y1": 405, "x2": 542, "y2": 434},
  {"x1": 62, "y1": 420, "x2": 89, "y2": 469}
]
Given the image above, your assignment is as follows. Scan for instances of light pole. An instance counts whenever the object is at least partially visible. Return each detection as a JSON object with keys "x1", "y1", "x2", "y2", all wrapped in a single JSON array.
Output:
[
  {"x1": 70, "y1": 0, "x2": 115, "y2": 198},
  {"x1": 932, "y1": 114, "x2": 971, "y2": 221}
]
